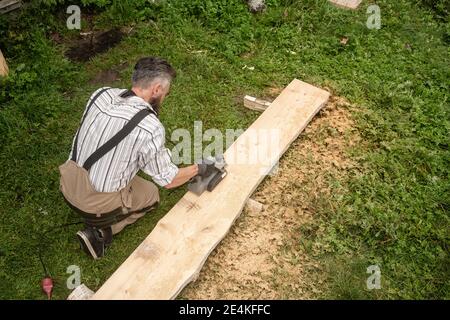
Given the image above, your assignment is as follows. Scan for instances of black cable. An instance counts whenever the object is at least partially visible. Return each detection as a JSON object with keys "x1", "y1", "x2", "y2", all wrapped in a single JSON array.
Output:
[{"x1": 37, "y1": 221, "x2": 84, "y2": 277}]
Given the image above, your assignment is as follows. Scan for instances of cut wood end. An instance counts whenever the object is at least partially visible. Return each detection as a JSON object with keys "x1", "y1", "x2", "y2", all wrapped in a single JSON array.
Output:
[
  {"x1": 67, "y1": 284, "x2": 95, "y2": 300},
  {"x1": 0, "y1": 49, "x2": 9, "y2": 77},
  {"x1": 243, "y1": 95, "x2": 272, "y2": 112},
  {"x1": 246, "y1": 198, "x2": 264, "y2": 213}
]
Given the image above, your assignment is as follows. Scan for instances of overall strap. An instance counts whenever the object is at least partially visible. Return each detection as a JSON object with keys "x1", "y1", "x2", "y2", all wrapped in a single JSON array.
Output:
[
  {"x1": 82, "y1": 108, "x2": 152, "y2": 171},
  {"x1": 71, "y1": 88, "x2": 110, "y2": 162}
]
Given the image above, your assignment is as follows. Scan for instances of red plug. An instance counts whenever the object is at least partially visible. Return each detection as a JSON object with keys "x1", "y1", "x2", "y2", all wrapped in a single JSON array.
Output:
[{"x1": 41, "y1": 277, "x2": 54, "y2": 300}]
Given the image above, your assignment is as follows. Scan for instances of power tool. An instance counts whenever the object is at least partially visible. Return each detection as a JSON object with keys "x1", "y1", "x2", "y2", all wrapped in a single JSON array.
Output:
[{"x1": 188, "y1": 155, "x2": 227, "y2": 195}]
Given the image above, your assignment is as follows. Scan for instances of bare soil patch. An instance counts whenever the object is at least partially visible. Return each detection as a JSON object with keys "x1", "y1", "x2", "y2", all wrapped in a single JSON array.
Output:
[{"x1": 65, "y1": 28, "x2": 125, "y2": 62}]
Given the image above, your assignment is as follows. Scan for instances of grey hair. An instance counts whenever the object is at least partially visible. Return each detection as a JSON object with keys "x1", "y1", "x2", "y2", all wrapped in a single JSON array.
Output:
[{"x1": 131, "y1": 57, "x2": 176, "y2": 89}]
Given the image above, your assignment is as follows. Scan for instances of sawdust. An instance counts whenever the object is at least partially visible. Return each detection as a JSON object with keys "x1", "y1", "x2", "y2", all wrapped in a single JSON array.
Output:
[{"x1": 181, "y1": 95, "x2": 361, "y2": 299}]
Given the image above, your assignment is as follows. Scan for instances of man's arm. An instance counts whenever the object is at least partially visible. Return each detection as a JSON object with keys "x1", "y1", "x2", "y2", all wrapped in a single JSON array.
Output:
[
  {"x1": 164, "y1": 164, "x2": 198, "y2": 189},
  {"x1": 140, "y1": 125, "x2": 201, "y2": 189}
]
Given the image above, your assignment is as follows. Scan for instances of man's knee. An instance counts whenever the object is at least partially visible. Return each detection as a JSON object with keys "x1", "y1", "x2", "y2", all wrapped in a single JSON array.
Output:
[{"x1": 148, "y1": 181, "x2": 160, "y2": 203}]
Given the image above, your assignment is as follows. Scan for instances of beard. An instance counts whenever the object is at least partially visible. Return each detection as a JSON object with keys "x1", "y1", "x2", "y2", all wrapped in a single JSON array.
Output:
[{"x1": 149, "y1": 96, "x2": 162, "y2": 116}]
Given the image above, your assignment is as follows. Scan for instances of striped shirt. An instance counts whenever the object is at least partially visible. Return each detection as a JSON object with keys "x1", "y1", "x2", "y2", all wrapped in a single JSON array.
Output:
[{"x1": 68, "y1": 87, "x2": 179, "y2": 192}]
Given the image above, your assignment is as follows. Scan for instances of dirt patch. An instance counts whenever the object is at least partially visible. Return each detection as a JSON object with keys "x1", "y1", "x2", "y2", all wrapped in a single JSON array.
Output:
[
  {"x1": 65, "y1": 28, "x2": 125, "y2": 62},
  {"x1": 180, "y1": 95, "x2": 361, "y2": 299},
  {"x1": 88, "y1": 69, "x2": 121, "y2": 85},
  {"x1": 264, "y1": 86, "x2": 284, "y2": 99},
  {"x1": 89, "y1": 62, "x2": 129, "y2": 85}
]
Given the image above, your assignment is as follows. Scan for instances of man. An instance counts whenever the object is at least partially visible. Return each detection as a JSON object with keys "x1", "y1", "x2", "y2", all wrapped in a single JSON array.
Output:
[{"x1": 62, "y1": 57, "x2": 210, "y2": 259}]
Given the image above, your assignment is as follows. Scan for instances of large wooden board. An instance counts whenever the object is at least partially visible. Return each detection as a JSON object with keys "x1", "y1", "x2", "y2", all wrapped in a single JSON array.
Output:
[
  {"x1": 92, "y1": 79, "x2": 330, "y2": 300},
  {"x1": 329, "y1": 0, "x2": 362, "y2": 10}
]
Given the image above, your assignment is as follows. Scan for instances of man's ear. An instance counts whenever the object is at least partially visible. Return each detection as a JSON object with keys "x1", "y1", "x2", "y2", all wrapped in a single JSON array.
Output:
[{"x1": 153, "y1": 83, "x2": 163, "y2": 96}]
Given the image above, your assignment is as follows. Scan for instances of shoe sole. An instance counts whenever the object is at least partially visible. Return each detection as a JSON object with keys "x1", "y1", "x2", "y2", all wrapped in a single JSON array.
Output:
[{"x1": 76, "y1": 231, "x2": 100, "y2": 260}]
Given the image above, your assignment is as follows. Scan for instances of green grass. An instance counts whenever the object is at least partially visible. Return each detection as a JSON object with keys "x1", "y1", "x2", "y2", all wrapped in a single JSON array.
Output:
[{"x1": 0, "y1": 0, "x2": 448, "y2": 299}]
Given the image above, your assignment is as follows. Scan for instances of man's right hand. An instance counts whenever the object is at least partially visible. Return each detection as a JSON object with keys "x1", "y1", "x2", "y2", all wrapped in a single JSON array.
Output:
[{"x1": 164, "y1": 164, "x2": 199, "y2": 189}]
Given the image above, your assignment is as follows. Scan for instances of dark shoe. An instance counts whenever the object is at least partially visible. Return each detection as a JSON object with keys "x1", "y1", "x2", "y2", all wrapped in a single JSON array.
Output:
[{"x1": 76, "y1": 228, "x2": 105, "y2": 259}]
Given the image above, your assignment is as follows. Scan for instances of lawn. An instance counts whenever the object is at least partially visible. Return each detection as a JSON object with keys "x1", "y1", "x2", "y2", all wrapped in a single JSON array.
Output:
[{"x1": 0, "y1": 0, "x2": 448, "y2": 299}]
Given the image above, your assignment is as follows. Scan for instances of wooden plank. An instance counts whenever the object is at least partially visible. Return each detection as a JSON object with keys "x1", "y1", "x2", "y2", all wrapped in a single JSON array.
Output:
[
  {"x1": 329, "y1": 0, "x2": 362, "y2": 10},
  {"x1": 0, "y1": 49, "x2": 8, "y2": 77},
  {"x1": 0, "y1": 0, "x2": 21, "y2": 14},
  {"x1": 243, "y1": 95, "x2": 272, "y2": 112},
  {"x1": 92, "y1": 79, "x2": 329, "y2": 300}
]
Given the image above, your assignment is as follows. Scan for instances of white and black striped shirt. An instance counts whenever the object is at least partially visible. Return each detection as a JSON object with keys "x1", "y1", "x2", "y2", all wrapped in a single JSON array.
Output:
[{"x1": 68, "y1": 87, "x2": 179, "y2": 192}]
